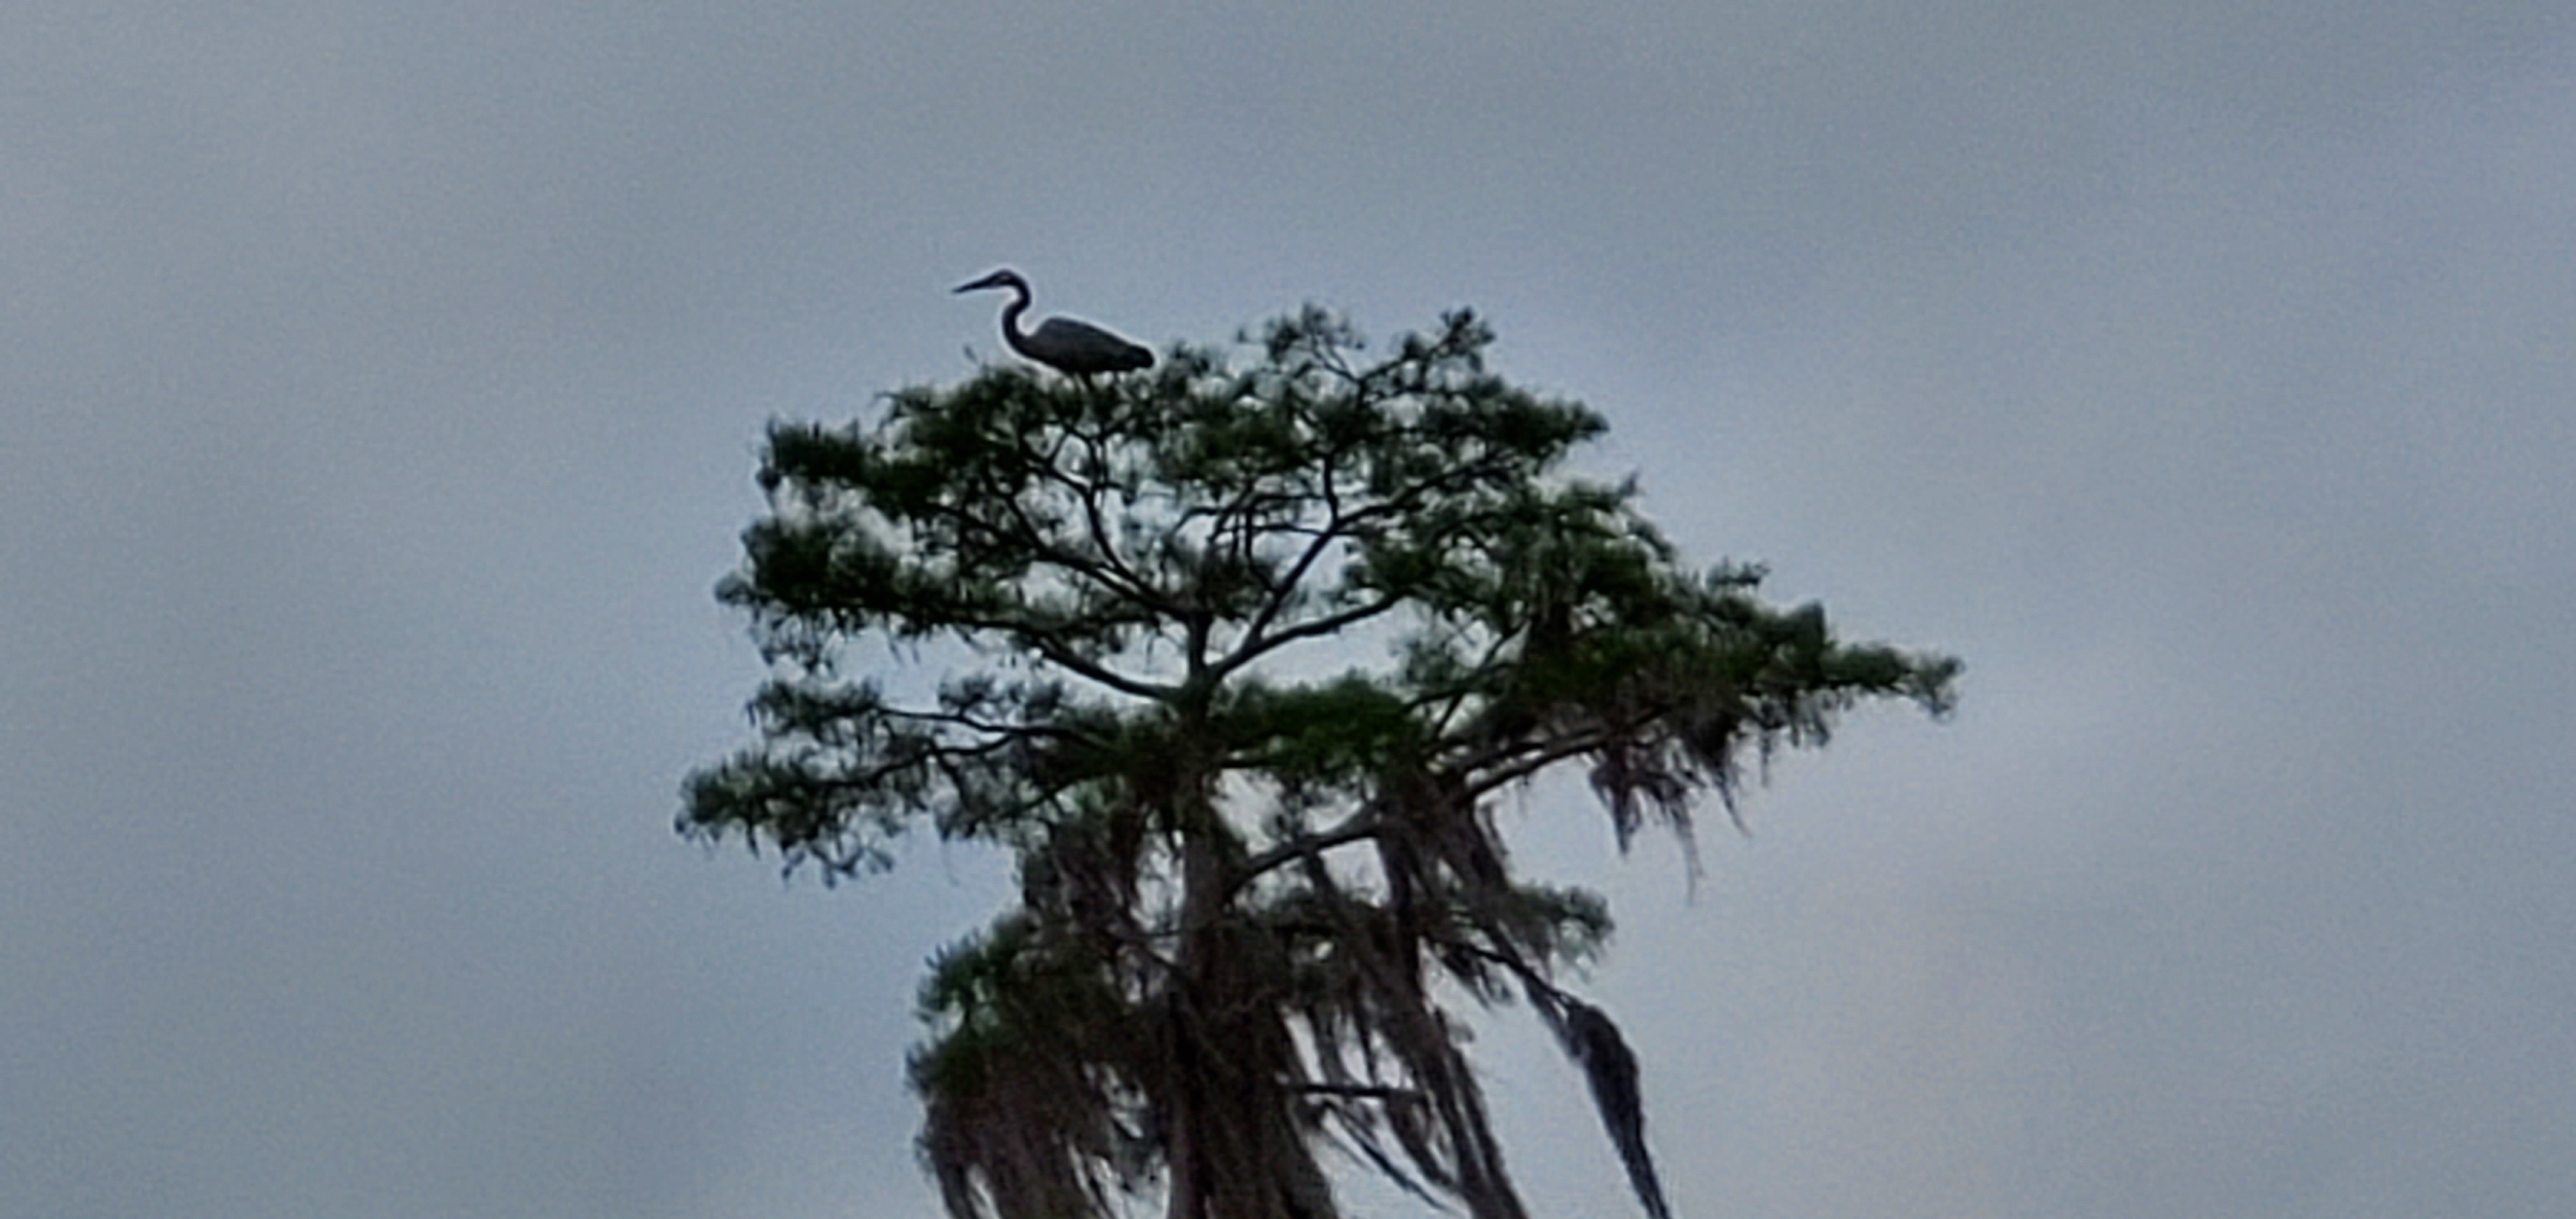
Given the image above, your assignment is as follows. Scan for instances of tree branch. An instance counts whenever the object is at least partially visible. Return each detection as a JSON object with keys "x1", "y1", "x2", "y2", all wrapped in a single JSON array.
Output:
[{"x1": 1230, "y1": 810, "x2": 1390, "y2": 898}]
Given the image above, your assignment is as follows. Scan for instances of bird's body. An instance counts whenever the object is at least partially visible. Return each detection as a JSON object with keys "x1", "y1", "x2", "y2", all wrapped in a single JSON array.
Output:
[{"x1": 954, "y1": 269, "x2": 1153, "y2": 378}]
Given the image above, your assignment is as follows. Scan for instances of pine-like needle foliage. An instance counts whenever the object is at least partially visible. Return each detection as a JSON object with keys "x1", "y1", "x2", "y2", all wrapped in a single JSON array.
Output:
[{"x1": 684, "y1": 309, "x2": 1959, "y2": 1219}]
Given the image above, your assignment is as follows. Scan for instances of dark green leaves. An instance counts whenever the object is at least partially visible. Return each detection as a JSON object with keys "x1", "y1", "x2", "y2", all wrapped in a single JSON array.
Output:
[{"x1": 685, "y1": 306, "x2": 1959, "y2": 1219}]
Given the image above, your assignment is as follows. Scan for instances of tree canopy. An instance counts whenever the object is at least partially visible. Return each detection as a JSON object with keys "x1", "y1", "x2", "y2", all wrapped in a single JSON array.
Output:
[{"x1": 684, "y1": 307, "x2": 1959, "y2": 1219}]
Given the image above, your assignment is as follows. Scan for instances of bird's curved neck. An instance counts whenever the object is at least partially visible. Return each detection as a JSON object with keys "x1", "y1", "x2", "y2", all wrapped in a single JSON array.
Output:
[{"x1": 998, "y1": 283, "x2": 1034, "y2": 355}]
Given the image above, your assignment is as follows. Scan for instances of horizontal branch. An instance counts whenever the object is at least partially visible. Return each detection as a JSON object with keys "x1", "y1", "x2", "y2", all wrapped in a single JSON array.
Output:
[
  {"x1": 1215, "y1": 590, "x2": 1407, "y2": 680},
  {"x1": 933, "y1": 611, "x2": 1183, "y2": 702},
  {"x1": 1289, "y1": 1082, "x2": 1424, "y2": 1103},
  {"x1": 1230, "y1": 811, "x2": 1390, "y2": 898}
]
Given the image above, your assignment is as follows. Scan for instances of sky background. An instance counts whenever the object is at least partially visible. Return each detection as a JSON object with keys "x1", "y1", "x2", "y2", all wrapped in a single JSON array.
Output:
[{"x1": 6, "y1": 3, "x2": 2573, "y2": 1216}]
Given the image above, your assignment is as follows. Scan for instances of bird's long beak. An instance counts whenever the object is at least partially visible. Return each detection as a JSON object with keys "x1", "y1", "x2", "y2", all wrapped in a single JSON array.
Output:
[{"x1": 953, "y1": 273, "x2": 1006, "y2": 294}]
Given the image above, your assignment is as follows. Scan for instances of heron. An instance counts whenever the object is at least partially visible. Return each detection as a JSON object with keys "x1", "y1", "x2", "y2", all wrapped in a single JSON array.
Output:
[{"x1": 953, "y1": 269, "x2": 1154, "y2": 379}]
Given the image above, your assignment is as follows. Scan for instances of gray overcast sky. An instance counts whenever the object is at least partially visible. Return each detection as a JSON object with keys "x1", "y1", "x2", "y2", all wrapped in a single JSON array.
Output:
[{"x1": 5, "y1": 3, "x2": 2573, "y2": 1216}]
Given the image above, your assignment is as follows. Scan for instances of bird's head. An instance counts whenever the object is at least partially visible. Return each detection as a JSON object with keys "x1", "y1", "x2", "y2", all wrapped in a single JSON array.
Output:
[{"x1": 953, "y1": 268, "x2": 1027, "y2": 296}]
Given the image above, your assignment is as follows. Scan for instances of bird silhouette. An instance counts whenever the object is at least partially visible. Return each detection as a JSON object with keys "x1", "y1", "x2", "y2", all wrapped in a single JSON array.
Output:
[{"x1": 953, "y1": 269, "x2": 1153, "y2": 378}]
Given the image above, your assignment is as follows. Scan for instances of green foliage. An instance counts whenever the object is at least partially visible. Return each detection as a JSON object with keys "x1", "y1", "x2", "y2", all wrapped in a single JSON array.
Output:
[{"x1": 685, "y1": 307, "x2": 1958, "y2": 1219}]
